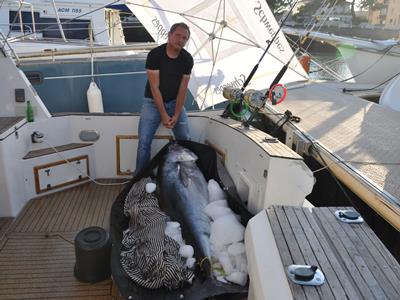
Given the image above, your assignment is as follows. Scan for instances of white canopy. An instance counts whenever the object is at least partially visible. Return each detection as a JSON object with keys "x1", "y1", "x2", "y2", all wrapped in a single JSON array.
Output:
[{"x1": 126, "y1": 0, "x2": 308, "y2": 109}]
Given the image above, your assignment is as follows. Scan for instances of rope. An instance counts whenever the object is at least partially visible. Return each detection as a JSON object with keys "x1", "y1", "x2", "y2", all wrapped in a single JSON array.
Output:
[
  {"x1": 340, "y1": 43, "x2": 400, "y2": 83},
  {"x1": 42, "y1": 139, "x2": 131, "y2": 186},
  {"x1": 343, "y1": 70, "x2": 400, "y2": 93}
]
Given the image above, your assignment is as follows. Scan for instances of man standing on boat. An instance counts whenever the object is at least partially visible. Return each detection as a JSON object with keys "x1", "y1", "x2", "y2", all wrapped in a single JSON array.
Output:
[{"x1": 135, "y1": 22, "x2": 193, "y2": 175}]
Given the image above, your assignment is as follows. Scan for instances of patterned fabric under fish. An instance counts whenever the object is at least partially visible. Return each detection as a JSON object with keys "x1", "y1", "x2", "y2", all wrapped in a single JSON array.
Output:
[{"x1": 120, "y1": 177, "x2": 194, "y2": 290}]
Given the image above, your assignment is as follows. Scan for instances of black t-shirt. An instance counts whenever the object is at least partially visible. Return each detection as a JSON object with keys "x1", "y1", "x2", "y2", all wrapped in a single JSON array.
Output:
[{"x1": 144, "y1": 43, "x2": 194, "y2": 102}]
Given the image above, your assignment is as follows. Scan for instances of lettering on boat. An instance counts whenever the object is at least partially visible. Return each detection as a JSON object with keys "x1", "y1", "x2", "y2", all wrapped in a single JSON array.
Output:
[
  {"x1": 57, "y1": 8, "x2": 82, "y2": 14},
  {"x1": 152, "y1": 17, "x2": 168, "y2": 40},
  {"x1": 253, "y1": 1, "x2": 285, "y2": 52},
  {"x1": 214, "y1": 74, "x2": 246, "y2": 95}
]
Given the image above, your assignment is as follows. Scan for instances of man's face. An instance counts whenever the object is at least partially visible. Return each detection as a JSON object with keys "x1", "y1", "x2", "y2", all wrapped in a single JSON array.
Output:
[{"x1": 168, "y1": 26, "x2": 189, "y2": 51}]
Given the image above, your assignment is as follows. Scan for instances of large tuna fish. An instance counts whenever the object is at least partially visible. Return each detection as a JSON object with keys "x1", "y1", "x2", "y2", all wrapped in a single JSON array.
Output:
[{"x1": 159, "y1": 143, "x2": 211, "y2": 273}]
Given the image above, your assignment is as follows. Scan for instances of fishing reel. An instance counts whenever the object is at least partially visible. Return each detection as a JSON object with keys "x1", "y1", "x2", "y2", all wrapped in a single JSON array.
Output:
[{"x1": 222, "y1": 84, "x2": 287, "y2": 120}]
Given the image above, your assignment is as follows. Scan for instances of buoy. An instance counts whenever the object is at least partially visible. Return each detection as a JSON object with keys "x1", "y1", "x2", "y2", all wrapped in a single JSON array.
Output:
[
  {"x1": 86, "y1": 81, "x2": 104, "y2": 113},
  {"x1": 299, "y1": 54, "x2": 311, "y2": 74}
]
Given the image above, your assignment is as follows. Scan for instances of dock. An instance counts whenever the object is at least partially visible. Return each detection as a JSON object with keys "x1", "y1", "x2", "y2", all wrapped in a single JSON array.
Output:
[
  {"x1": 262, "y1": 81, "x2": 400, "y2": 231},
  {"x1": 246, "y1": 206, "x2": 400, "y2": 300},
  {"x1": 269, "y1": 206, "x2": 400, "y2": 299}
]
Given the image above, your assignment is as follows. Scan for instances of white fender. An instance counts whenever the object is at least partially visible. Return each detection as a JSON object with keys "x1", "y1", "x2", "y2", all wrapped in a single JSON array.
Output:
[
  {"x1": 379, "y1": 74, "x2": 400, "y2": 112},
  {"x1": 87, "y1": 81, "x2": 104, "y2": 113}
]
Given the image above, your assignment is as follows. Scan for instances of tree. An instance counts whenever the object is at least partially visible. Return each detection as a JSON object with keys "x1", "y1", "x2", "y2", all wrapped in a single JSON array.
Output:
[
  {"x1": 325, "y1": 0, "x2": 354, "y2": 22},
  {"x1": 266, "y1": 0, "x2": 293, "y2": 14},
  {"x1": 296, "y1": 0, "x2": 363, "y2": 25},
  {"x1": 358, "y1": 0, "x2": 379, "y2": 10},
  {"x1": 349, "y1": 0, "x2": 380, "y2": 24}
]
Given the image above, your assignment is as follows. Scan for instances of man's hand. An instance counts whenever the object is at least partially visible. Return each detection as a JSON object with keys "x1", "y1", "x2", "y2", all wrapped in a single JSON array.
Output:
[
  {"x1": 161, "y1": 113, "x2": 173, "y2": 129},
  {"x1": 169, "y1": 114, "x2": 179, "y2": 128}
]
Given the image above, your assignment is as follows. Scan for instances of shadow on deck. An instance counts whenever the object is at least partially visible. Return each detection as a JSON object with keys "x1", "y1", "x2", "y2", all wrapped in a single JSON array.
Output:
[{"x1": 0, "y1": 180, "x2": 125, "y2": 300}]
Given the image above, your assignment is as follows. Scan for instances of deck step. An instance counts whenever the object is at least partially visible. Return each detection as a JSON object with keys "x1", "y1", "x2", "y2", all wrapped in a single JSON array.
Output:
[
  {"x1": 267, "y1": 206, "x2": 400, "y2": 300},
  {"x1": 23, "y1": 143, "x2": 93, "y2": 159},
  {"x1": 0, "y1": 180, "x2": 125, "y2": 299},
  {"x1": 0, "y1": 117, "x2": 24, "y2": 135},
  {"x1": 0, "y1": 217, "x2": 14, "y2": 241}
]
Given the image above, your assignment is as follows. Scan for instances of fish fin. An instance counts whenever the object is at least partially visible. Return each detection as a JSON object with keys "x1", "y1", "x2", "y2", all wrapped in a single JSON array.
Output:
[{"x1": 179, "y1": 163, "x2": 191, "y2": 187}]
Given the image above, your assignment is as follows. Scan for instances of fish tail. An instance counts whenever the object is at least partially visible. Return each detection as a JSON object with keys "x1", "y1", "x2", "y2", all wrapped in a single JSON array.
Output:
[{"x1": 198, "y1": 256, "x2": 212, "y2": 277}]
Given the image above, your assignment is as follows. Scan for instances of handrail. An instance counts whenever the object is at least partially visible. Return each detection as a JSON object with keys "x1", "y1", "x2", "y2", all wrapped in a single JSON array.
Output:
[
  {"x1": 16, "y1": 42, "x2": 158, "y2": 60},
  {"x1": 50, "y1": 0, "x2": 67, "y2": 42},
  {"x1": 13, "y1": 0, "x2": 37, "y2": 39},
  {"x1": 0, "y1": 31, "x2": 20, "y2": 64}
]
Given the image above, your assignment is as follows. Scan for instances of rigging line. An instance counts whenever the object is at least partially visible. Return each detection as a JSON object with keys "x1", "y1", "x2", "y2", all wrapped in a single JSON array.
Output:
[
  {"x1": 273, "y1": 0, "x2": 333, "y2": 77},
  {"x1": 297, "y1": 0, "x2": 330, "y2": 36},
  {"x1": 181, "y1": 12, "x2": 260, "y2": 52},
  {"x1": 185, "y1": 20, "x2": 261, "y2": 49},
  {"x1": 343, "y1": 70, "x2": 400, "y2": 92},
  {"x1": 260, "y1": 48, "x2": 308, "y2": 80},
  {"x1": 285, "y1": 35, "x2": 344, "y2": 81},
  {"x1": 223, "y1": 0, "x2": 226, "y2": 20},
  {"x1": 188, "y1": 18, "x2": 225, "y2": 57},
  {"x1": 292, "y1": 0, "x2": 338, "y2": 60},
  {"x1": 313, "y1": 159, "x2": 400, "y2": 174},
  {"x1": 284, "y1": 119, "x2": 355, "y2": 205},
  {"x1": 211, "y1": 0, "x2": 224, "y2": 35},
  {"x1": 126, "y1": 1, "x2": 224, "y2": 25},
  {"x1": 291, "y1": 0, "x2": 332, "y2": 49},
  {"x1": 198, "y1": 24, "x2": 226, "y2": 110},
  {"x1": 224, "y1": 24, "x2": 261, "y2": 48},
  {"x1": 212, "y1": 36, "x2": 257, "y2": 48},
  {"x1": 42, "y1": 139, "x2": 131, "y2": 186},
  {"x1": 7, "y1": 0, "x2": 122, "y2": 41},
  {"x1": 304, "y1": 51, "x2": 344, "y2": 80},
  {"x1": 6, "y1": 0, "x2": 25, "y2": 39},
  {"x1": 183, "y1": 16, "x2": 210, "y2": 38},
  {"x1": 288, "y1": 2, "x2": 343, "y2": 80},
  {"x1": 228, "y1": 0, "x2": 301, "y2": 99},
  {"x1": 340, "y1": 43, "x2": 399, "y2": 83},
  {"x1": 43, "y1": 71, "x2": 146, "y2": 80}
]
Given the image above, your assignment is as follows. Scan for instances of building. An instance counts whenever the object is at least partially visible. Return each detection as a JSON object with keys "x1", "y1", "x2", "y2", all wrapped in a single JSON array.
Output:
[
  {"x1": 385, "y1": 0, "x2": 400, "y2": 29},
  {"x1": 368, "y1": 0, "x2": 400, "y2": 29},
  {"x1": 317, "y1": 2, "x2": 352, "y2": 27}
]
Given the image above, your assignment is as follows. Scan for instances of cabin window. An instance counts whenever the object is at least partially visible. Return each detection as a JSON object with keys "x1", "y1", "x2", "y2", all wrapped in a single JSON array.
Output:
[
  {"x1": 24, "y1": 72, "x2": 43, "y2": 85},
  {"x1": 9, "y1": 11, "x2": 90, "y2": 40},
  {"x1": 9, "y1": 11, "x2": 40, "y2": 33},
  {"x1": 39, "y1": 18, "x2": 90, "y2": 40}
]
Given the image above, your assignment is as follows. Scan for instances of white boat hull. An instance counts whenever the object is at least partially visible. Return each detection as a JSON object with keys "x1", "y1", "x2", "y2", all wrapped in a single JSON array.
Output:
[{"x1": 339, "y1": 45, "x2": 400, "y2": 84}]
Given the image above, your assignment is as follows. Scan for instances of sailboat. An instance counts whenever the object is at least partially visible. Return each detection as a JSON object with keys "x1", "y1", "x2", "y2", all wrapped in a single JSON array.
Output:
[
  {"x1": 0, "y1": 0, "x2": 399, "y2": 299},
  {"x1": 283, "y1": 27, "x2": 400, "y2": 85}
]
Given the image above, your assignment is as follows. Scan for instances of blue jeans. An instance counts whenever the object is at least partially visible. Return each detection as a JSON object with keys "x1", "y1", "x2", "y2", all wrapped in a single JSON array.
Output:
[{"x1": 135, "y1": 98, "x2": 189, "y2": 175}]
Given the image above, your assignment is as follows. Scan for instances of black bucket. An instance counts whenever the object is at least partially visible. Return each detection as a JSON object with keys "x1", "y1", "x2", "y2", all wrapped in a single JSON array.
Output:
[{"x1": 74, "y1": 226, "x2": 111, "y2": 283}]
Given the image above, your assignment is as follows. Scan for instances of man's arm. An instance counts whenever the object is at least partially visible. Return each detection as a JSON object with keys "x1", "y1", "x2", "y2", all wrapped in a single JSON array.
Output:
[
  {"x1": 147, "y1": 69, "x2": 173, "y2": 128},
  {"x1": 171, "y1": 74, "x2": 191, "y2": 126}
]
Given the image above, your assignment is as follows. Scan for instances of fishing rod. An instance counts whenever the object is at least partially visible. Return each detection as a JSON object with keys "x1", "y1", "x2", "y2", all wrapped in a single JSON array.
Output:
[
  {"x1": 225, "y1": 0, "x2": 334, "y2": 125},
  {"x1": 241, "y1": 33, "x2": 310, "y2": 127},
  {"x1": 223, "y1": 28, "x2": 312, "y2": 125},
  {"x1": 222, "y1": 0, "x2": 300, "y2": 118}
]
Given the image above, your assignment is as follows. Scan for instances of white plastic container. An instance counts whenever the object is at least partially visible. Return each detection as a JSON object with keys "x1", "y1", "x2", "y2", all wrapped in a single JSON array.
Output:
[{"x1": 87, "y1": 81, "x2": 104, "y2": 113}]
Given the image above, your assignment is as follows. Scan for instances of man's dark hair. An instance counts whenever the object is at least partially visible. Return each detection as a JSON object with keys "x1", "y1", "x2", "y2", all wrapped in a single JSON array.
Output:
[{"x1": 169, "y1": 22, "x2": 190, "y2": 37}]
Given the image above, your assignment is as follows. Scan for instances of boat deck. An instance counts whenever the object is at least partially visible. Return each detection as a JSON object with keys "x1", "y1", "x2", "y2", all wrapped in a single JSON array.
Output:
[
  {"x1": 267, "y1": 205, "x2": 400, "y2": 299},
  {"x1": 0, "y1": 117, "x2": 24, "y2": 135},
  {"x1": 0, "y1": 180, "x2": 125, "y2": 300},
  {"x1": 264, "y1": 81, "x2": 400, "y2": 211}
]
